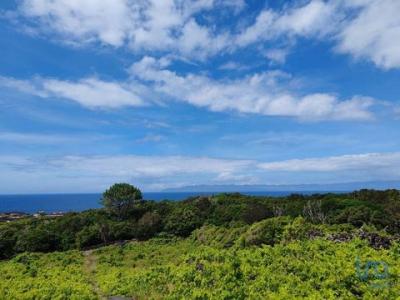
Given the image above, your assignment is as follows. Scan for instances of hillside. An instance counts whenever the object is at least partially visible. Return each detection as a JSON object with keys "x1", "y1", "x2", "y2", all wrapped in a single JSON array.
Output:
[
  {"x1": 1, "y1": 219, "x2": 399, "y2": 299},
  {"x1": 1, "y1": 189, "x2": 400, "y2": 299}
]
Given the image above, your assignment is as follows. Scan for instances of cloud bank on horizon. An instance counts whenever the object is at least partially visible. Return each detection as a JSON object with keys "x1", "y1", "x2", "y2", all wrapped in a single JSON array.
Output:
[{"x1": 0, "y1": 0, "x2": 399, "y2": 192}]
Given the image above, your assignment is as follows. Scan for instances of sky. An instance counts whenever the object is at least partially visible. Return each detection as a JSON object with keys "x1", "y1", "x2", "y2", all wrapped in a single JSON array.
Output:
[{"x1": 0, "y1": 0, "x2": 400, "y2": 193}]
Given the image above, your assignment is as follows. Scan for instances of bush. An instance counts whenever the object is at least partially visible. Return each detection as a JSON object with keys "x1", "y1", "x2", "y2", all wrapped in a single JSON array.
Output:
[
  {"x1": 242, "y1": 202, "x2": 271, "y2": 224},
  {"x1": 75, "y1": 226, "x2": 102, "y2": 249},
  {"x1": 164, "y1": 206, "x2": 203, "y2": 236},
  {"x1": 335, "y1": 206, "x2": 373, "y2": 227},
  {"x1": 240, "y1": 217, "x2": 291, "y2": 246},
  {"x1": 193, "y1": 224, "x2": 248, "y2": 248},
  {"x1": 137, "y1": 212, "x2": 162, "y2": 239},
  {"x1": 0, "y1": 226, "x2": 18, "y2": 259},
  {"x1": 1, "y1": 189, "x2": 400, "y2": 258},
  {"x1": 15, "y1": 226, "x2": 59, "y2": 253},
  {"x1": 282, "y1": 216, "x2": 321, "y2": 242}
]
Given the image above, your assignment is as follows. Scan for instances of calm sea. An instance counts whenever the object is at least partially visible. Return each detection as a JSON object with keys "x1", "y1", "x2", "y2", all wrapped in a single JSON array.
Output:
[{"x1": 0, "y1": 191, "x2": 320, "y2": 213}]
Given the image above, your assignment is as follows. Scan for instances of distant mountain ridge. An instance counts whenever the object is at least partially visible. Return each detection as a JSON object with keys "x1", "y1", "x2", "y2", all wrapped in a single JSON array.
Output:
[{"x1": 162, "y1": 181, "x2": 400, "y2": 192}]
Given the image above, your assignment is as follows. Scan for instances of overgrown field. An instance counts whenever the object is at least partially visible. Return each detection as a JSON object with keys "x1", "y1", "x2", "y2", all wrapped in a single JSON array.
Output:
[
  {"x1": 0, "y1": 251, "x2": 96, "y2": 299},
  {"x1": 1, "y1": 217, "x2": 399, "y2": 299}
]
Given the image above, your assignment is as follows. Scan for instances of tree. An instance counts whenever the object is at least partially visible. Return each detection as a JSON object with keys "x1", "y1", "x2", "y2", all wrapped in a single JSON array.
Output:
[
  {"x1": 101, "y1": 183, "x2": 143, "y2": 219},
  {"x1": 303, "y1": 200, "x2": 326, "y2": 224},
  {"x1": 165, "y1": 206, "x2": 202, "y2": 236},
  {"x1": 137, "y1": 212, "x2": 162, "y2": 239}
]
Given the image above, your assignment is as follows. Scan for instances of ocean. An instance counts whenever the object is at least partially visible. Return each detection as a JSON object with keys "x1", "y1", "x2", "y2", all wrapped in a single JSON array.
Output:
[{"x1": 0, "y1": 191, "x2": 322, "y2": 213}]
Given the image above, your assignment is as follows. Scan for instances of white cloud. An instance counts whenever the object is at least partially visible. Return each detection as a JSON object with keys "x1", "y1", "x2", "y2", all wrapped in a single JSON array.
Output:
[
  {"x1": 19, "y1": 0, "x2": 135, "y2": 47},
  {"x1": 16, "y1": 0, "x2": 234, "y2": 59},
  {"x1": 177, "y1": 19, "x2": 230, "y2": 59},
  {"x1": 12, "y1": 0, "x2": 400, "y2": 69},
  {"x1": 218, "y1": 61, "x2": 242, "y2": 70},
  {"x1": 235, "y1": 0, "x2": 400, "y2": 70},
  {"x1": 259, "y1": 152, "x2": 400, "y2": 173},
  {"x1": 235, "y1": 0, "x2": 338, "y2": 47},
  {"x1": 42, "y1": 78, "x2": 145, "y2": 108},
  {"x1": 1, "y1": 76, "x2": 145, "y2": 109},
  {"x1": 51, "y1": 155, "x2": 253, "y2": 178},
  {"x1": 19, "y1": 0, "x2": 337, "y2": 57},
  {"x1": 0, "y1": 131, "x2": 111, "y2": 144},
  {"x1": 0, "y1": 64, "x2": 376, "y2": 121},
  {"x1": 130, "y1": 56, "x2": 375, "y2": 121},
  {"x1": 136, "y1": 134, "x2": 165, "y2": 143},
  {"x1": 336, "y1": 0, "x2": 400, "y2": 69},
  {"x1": 0, "y1": 76, "x2": 48, "y2": 97},
  {"x1": 0, "y1": 154, "x2": 255, "y2": 192},
  {"x1": 2, "y1": 152, "x2": 400, "y2": 193},
  {"x1": 235, "y1": 10, "x2": 276, "y2": 47},
  {"x1": 274, "y1": 0, "x2": 338, "y2": 37},
  {"x1": 0, "y1": 132, "x2": 76, "y2": 144},
  {"x1": 264, "y1": 48, "x2": 290, "y2": 65},
  {"x1": 237, "y1": 0, "x2": 400, "y2": 70}
]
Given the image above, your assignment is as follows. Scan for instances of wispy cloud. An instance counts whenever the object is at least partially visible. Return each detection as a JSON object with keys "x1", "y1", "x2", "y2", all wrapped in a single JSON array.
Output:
[
  {"x1": 1, "y1": 66, "x2": 378, "y2": 122},
  {"x1": 129, "y1": 56, "x2": 375, "y2": 121},
  {"x1": 336, "y1": 0, "x2": 400, "y2": 70},
  {"x1": 235, "y1": 0, "x2": 400, "y2": 70},
  {"x1": 0, "y1": 132, "x2": 77, "y2": 144},
  {"x1": 0, "y1": 131, "x2": 114, "y2": 145},
  {"x1": 0, "y1": 76, "x2": 146, "y2": 109},
  {"x1": 135, "y1": 134, "x2": 166, "y2": 143},
  {"x1": 9, "y1": 0, "x2": 400, "y2": 70},
  {"x1": 0, "y1": 154, "x2": 255, "y2": 192},
  {"x1": 2, "y1": 152, "x2": 400, "y2": 193},
  {"x1": 259, "y1": 152, "x2": 400, "y2": 173},
  {"x1": 218, "y1": 61, "x2": 254, "y2": 71},
  {"x1": 15, "y1": 0, "x2": 238, "y2": 59}
]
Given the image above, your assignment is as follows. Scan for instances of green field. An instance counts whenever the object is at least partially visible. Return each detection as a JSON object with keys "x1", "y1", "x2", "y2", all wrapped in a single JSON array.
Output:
[{"x1": 1, "y1": 218, "x2": 399, "y2": 299}]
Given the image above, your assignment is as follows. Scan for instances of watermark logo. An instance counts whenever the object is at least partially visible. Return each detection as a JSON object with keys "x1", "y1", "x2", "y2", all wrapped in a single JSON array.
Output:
[{"x1": 355, "y1": 256, "x2": 389, "y2": 288}]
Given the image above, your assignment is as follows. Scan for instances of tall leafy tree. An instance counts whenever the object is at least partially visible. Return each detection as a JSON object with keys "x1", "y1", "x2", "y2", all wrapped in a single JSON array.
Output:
[{"x1": 101, "y1": 183, "x2": 143, "y2": 219}]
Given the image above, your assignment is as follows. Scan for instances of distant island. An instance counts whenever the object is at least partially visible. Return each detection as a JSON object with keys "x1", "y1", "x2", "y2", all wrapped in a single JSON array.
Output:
[{"x1": 163, "y1": 180, "x2": 400, "y2": 192}]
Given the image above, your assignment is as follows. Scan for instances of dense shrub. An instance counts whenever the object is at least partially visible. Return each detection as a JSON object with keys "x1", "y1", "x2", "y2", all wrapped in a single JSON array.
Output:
[
  {"x1": 240, "y1": 216, "x2": 291, "y2": 246},
  {"x1": 1, "y1": 217, "x2": 400, "y2": 299},
  {"x1": 91, "y1": 234, "x2": 400, "y2": 299},
  {"x1": 282, "y1": 216, "x2": 321, "y2": 242},
  {"x1": 136, "y1": 212, "x2": 162, "y2": 239},
  {"x1": 164, "y1": 206, "x2": 203, "y2": 236},
  {"x1": 335, "y1": 206, "x2": 374, "y2": 227},
  {"x1": 193, "y1": 224, "x2": 248, "y2": 248},
  {"x1": 242, "y1": 202, "x2": 272, "y2": 224},
  {"x1": 15, "y1": 225, "x2": 59, "y2": 253},
  {"x1": 75, "y1": 225, "x2": 102, "y2": 249},
  {"x1": 2, "y1": 189, "x2": 400, "y2": 258},
  {"x1": 0, "y1": 251, "x2": 96, "y2": 299}
]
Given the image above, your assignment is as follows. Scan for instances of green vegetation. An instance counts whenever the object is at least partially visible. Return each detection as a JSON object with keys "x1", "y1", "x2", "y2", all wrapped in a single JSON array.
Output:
[
  {"x1": 1, "y1": 185, "x2": 400, "y2": 298},
  {"x1": 102, "y1": 183, "x2": 143, "y2": 219},
  {"x1": 93, "y1": 231, "x2": 400, "y2": 299},
  {"x1": 0, "y1": 251, "x2": 96, "y2": 299},
  {"x1": 0, "y1": 218, "x2": 399, "y2": 299},
  {"x1": 2, "y1": 188, "x2": 400, "y2": 259}
]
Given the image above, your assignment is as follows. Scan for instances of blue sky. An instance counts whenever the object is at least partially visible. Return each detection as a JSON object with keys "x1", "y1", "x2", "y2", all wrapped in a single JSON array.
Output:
[{"x1": 0, "y1": 0, "x2": 400, "y2": 193}]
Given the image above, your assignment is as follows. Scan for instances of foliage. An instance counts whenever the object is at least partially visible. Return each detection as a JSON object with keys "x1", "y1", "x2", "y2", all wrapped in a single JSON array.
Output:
[
  {"x1": 136, "y1": 211, "x2": 162, "y2": 239},
  {"x1": 240, "y1": 216, "x2": 291, "y2": 246},
  {"x1": 101, "y1": 183, "x2": 143, "y2": 219},
  {"x1": 2, "y1": 188, "x2": 400, "y2": 259},
  {"x1": 92, "y1": 231, "x2": 400, "y2": 299},
  {"x1": 1, "y1": 218, "x2": 400, "y2": 299},
  {"x1": 192, "y1": 223, "x2": 248, "y2": 248},
  {"x1": 0, "y1": 251, "x2": 96, "y2": 299},
  {"x1": 164, "y1": 205, "x2": 203, "y2": 237}
]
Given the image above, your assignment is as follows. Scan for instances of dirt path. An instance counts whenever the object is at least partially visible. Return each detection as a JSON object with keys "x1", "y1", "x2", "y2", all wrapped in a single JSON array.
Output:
[{"x1": 83, "y1": 250, "x2": 107, "y2": 300}]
